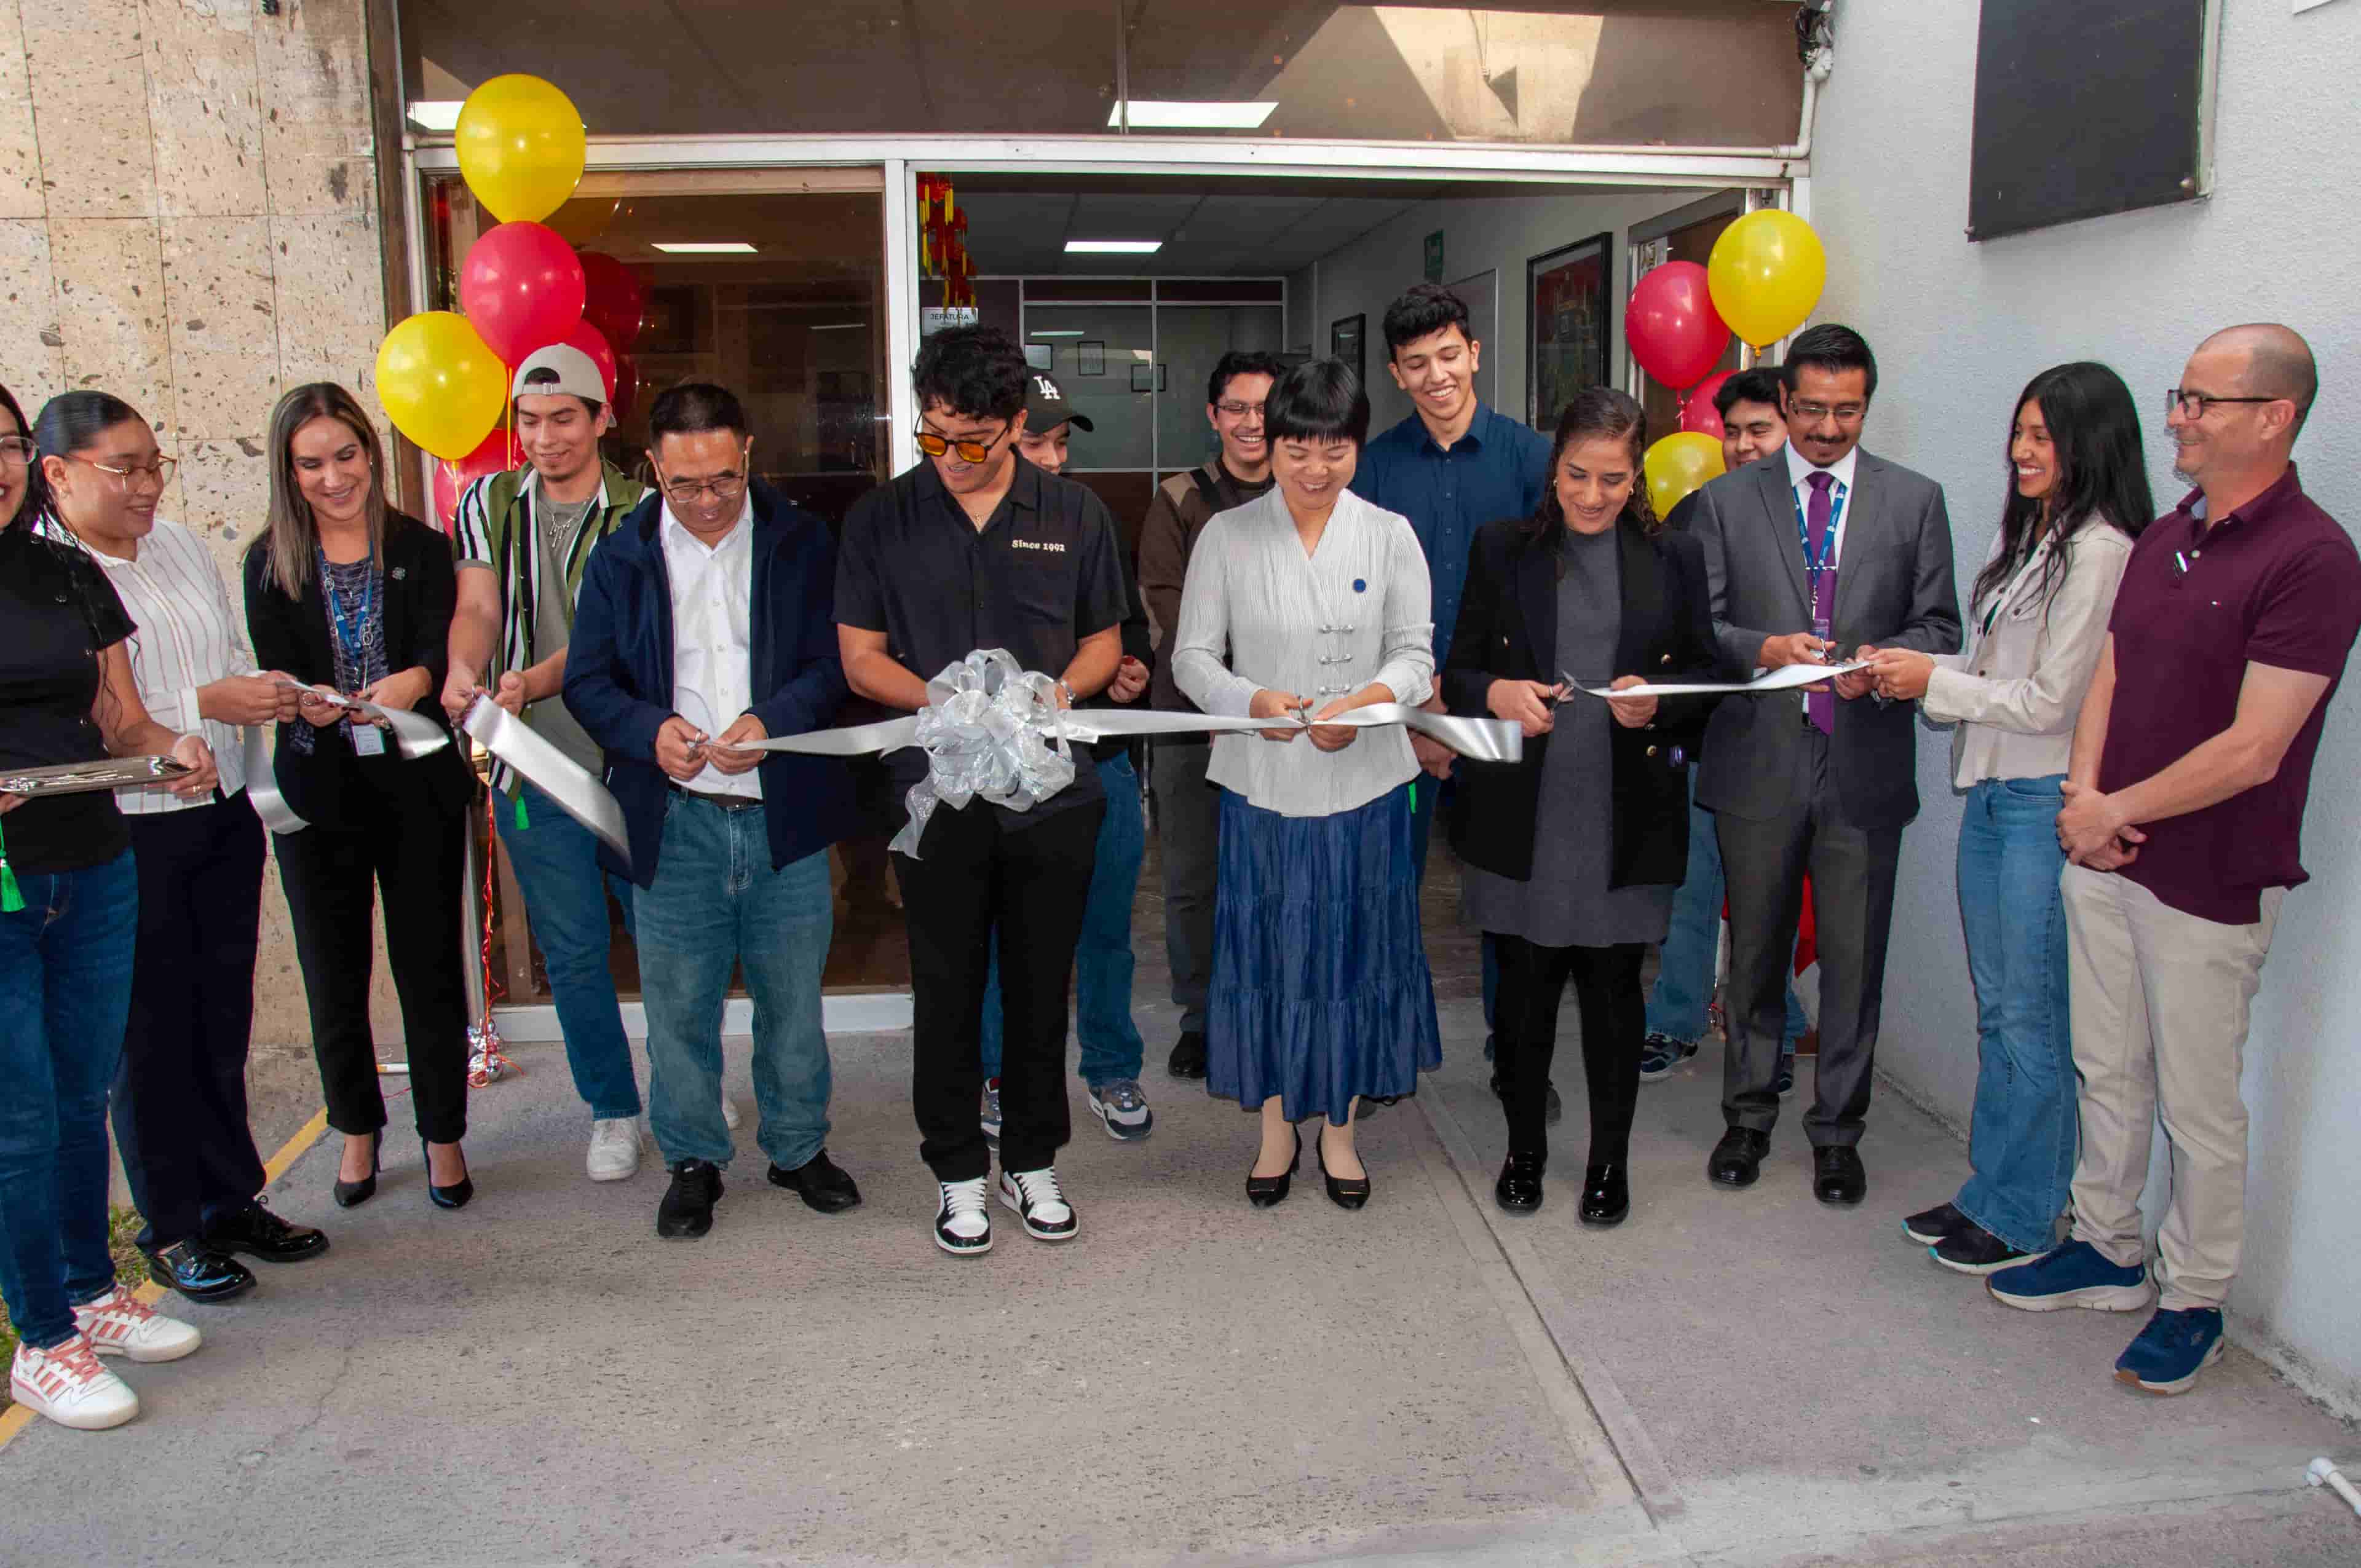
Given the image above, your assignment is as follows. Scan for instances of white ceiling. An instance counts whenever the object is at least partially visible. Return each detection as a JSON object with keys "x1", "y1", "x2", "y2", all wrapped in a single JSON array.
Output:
[{"x1": 959, "y1": 187, "x2": 1438, "y2": 276}]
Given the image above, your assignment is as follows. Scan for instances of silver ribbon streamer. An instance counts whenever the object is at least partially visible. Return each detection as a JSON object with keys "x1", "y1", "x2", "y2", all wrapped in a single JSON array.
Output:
[
  {"x1": 459, "y1": 697, "x2": 634, "y2": 870},
  {"x1": 272, "y1": 679, "x2": 451, "y2": 760},
  {"x1": 242, "y1": 724, "x2": 308, "y2": 835}
]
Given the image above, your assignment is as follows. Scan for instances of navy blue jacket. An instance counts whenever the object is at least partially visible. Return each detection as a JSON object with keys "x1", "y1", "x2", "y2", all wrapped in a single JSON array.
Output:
[{"x1": 565, "y1": 482, "x2": 856, "y2": 888}]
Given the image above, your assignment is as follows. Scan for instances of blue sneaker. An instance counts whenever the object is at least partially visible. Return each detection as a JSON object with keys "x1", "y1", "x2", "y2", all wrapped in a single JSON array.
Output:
[
  {"x1": 2115, "y1": 1307, "x2": 2225, "y2": 1395},
  {"x1": 979, "y1": 1078, "x2": 1002, "y2": 1151},
  {"x1": 1987, "y1": 1240, "x2": 2157, "y2": 1313},
  {"x1": 1639, "y1": 1033, "x2": 1697, "y2": 1082}
]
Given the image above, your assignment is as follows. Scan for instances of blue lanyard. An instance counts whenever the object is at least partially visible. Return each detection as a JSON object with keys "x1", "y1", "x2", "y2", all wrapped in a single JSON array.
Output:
[
  {"x1": 1792, "y1": 477, "x2": 1847, "y2": 581},
  {"x1": 318, "y1": 545, "x2": 376, "y2": 662}
]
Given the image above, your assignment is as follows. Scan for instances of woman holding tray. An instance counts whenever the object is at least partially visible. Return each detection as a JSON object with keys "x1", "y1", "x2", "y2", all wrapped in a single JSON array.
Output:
[
  {"x1": 1, "y1": 381, "x2": 219, "y2": 1430},
  {"x1": 1441, "y1": 387, "x2": 1722, "y2": 1223}
]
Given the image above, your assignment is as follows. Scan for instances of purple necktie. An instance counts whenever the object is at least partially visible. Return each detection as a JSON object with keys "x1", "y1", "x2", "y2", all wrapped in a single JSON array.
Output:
[{"x1": 1806, "y1": 470, "x2": 1836, "y2": 736}]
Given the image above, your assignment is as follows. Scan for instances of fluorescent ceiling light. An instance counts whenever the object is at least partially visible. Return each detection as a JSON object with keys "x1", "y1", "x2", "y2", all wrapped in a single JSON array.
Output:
[
  {"x1": 809, "y1": 322, "x2": 867, "y2": 331},
  {"x1": 653, "y1": 242, "x2": 757, "y2": 254},
  {"x1": 406, "y1": 100, "x2": 464, "y2": 131},
  {"x1": 1029, "y1": 330, "x2": 1086, "y2": 337},
  {"x1": 1106, "y1": 100, "x2": 1276, "y2": 129},
  {"x1": 1065, "y1": 240, "x2": 1163, "y2": 254}
]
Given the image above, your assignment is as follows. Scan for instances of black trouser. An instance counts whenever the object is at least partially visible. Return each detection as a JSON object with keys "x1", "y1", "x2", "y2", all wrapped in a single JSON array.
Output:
[
  {"x1": 1151, "y1": 738, "x2": 1220, "y2": 1036},
  {"x1": 109, "y1": 794, "x2": 268, "y2": 1250},
  {"x1": 275, "y1": 776, "x2": 470, "y2": 1145},
  {"x1": 1492, "y1": 935, "x2": 1647, "y2": 1164},
  {"x1": 895, "y1": 801, "x2": 1103, "y2": 1183}
]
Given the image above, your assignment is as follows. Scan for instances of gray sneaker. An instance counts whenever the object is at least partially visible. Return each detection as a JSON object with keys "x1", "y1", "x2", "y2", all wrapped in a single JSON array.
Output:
[
  {"x1": 1087, "y1": 1078, "x2": 1154, "y2": 1141},
  {"x1": 980, "y1": 1077, "x2": 1002, "y2": 1150}
]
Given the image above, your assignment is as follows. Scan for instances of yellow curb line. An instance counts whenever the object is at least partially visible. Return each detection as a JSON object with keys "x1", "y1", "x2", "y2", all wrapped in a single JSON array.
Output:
[{"x1": 1, "y1": 1106, "x2": 332, "y2": 1454}]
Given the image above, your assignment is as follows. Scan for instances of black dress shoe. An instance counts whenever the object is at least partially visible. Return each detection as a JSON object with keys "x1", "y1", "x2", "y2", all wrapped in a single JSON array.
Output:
[
  {"x1": 1246, "y1": 1128, "x2": 1302, "y2": 1208},
  {"x1": 1166, "y1": 1031, "x2": 1208, "y2": 1079},
  {"x1": 422, "y1": 1140, "x2": 473, "y2": 1210},
  {"x1": 1813, "y1": 1144, "x2": 1867, "y2": 1205},
  {"x1": 658, "y1": 1159, "x2": 724, "y2": 1239},
  {"x1": 141, "y1": 1240, "x2": 255, "y2": 1304},
  {"x1": 1494, "y1": 1152, "x2": 1544, "y2": 1215},
  {"x1": 769, "y1": 1149, "x2": 861, "y2": 1213},
  {"x1": 1316, "y1": 1133, "x2": 1370, "y2": 1210},
  {"x1": 1708, "y1": 1127, "x2": 1770, "y2": 1188},
  {"x1": 332, "y1": 1130, "x2": 381, "y2": 1209},
  {"x1": 204, "y1": 1200, "x2": 329, "y2": 1264},
  {"x1": 1579, "y1": 1163, "x2": 1630, "y2": 1227}
]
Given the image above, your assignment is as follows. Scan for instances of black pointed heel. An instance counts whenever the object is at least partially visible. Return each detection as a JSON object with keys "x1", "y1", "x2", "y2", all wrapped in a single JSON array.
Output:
[
  {"x1": 1316, "y1": 1129, "x2": 1371, "y2": 1211},
  {"x1": 1246, "y1": 1129, "x2": 1302, "y2": 1208},
  {"x1": 332, "y1": 1130, "x2": 381, "y2": 1209},
  {"x1": 422, "y1": 1139, "x2": 474, "y2": 1210}
]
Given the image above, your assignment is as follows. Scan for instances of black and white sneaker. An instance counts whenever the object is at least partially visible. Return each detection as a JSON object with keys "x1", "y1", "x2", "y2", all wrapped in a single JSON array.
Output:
[
  {"x1": 1931, "y1": 1221, "x2": 2034, "y2": 1276},
  {"x1": 997, "y1": 1165, "x2": 1078, "y2": 1242},
  {"x1": 1902, "y1": 1201, "x2": 1970, "y2": 1247},
  {"x1": 934, "y1": 1177, "x2": 993, "y2": 1256}
]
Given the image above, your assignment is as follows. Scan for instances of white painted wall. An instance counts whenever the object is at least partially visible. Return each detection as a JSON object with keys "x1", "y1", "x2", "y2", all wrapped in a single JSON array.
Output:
[
  {"x1": 1809, "y1": 0, "x2": 2361, "y2": 1414},
  {"x1": 1303, "y1": 187, "x2": 1710, "y2": 435}
]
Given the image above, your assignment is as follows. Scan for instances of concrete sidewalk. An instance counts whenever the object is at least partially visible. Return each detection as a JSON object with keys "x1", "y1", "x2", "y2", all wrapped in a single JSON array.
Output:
[{"x1": 5, "y1": 1001, "x2": 2356, "y2": 1566}]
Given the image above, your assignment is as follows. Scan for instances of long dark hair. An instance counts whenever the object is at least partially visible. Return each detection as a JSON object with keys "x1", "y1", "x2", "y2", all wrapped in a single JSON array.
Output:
[
  {"x1": 1971, "y1": 362, "x2": 2153, "y2": 614},
  {"x1": 259, "y1": 382, "x2": 387, "y2": 601},
  {"x1": 1529, "y1": 387, "x2": 1654, "y2": 548},
  {"x1": 33, "y1": 390, "x2": 144, "y2": 518},
  {"x1": 0, "y1": 380, "x2": 44, "y2": 533}
]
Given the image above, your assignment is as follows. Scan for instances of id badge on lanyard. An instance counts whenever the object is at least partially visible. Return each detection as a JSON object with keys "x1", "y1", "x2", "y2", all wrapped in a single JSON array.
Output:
[
  {"x1": 1793, "y1": 482, "x2": 1845, "y2": 647},
  {"x1": 319, "y1": 547, "x2": 384, "y2": 755}
]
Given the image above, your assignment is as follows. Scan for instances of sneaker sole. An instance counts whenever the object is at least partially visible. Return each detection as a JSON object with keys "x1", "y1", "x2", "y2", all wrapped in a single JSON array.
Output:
[
  {"x1": 1987, "y1": 1278, "x2": 2156, "y2": 1312},
  {"x1": 996, "y1": 1185, "x2": 1078, "y2": 1242},
  {"x1": 9, "y1": 1381, "x2": 138, "y2": 1430},
  {"x1": 587, "y1": 1162, "x2": 640, "y2": 1183},
  {"x1": 1901, "y1": 1219, "x2": 1958, "y2": 1247},
  {"x1": 1931, "y1": 1245, "x2": 2031, "y2": 1277},
  {"x1": 2116, "y1": 1338, "x2": 2223, "y2": 1395},
  {"x1": 934, "y1": 1227, "x2": 993, "y2": 1257},
  {"x1": 1089, "y1": 1100, "x2": 1153, "y2": 1142},
  {"x1": 85, "y1": 1334, "x2": 200, "y2": 1365}
]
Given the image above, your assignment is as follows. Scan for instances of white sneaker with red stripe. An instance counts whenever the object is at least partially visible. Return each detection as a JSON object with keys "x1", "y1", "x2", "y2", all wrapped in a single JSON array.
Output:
[
  {"x1": 10, "y1": 1334, "x2": 139, "y2": 1430},
  {"x1": 73, "y1": 1283, "x2": 202, "y2": 1363}
]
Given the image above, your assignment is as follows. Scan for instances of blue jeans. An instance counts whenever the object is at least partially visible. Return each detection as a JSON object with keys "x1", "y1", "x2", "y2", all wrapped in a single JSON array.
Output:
[
  {"x1": 1647, "y1": 778, "x2": 1807, "y2": 1046},
  {"x1": 1952, "y1": 775, "x2": 2076, "y2": 1254},
  {"x1": 982, "y1": 748, "x2": 1146, "y2": 1087},
  {"x1": 494, "y1": 779, "x2": 641, "y2": 1119},
  {"x1": 633, "y1": 796, "x2": 834, "y2": 1171},
  {"x1": 0, "y1": 849, "x2": 138, "y2": 1349},
  {"x1": 1410, "y1": 773, "x2": 1499, "y2": 1034}
]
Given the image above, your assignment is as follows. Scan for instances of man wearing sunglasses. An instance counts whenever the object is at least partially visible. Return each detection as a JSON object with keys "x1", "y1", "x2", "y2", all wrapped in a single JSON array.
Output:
[
  {"x1": 567, "y1": 383, "x2": 862, "y2": 1242},
  {"x1": 1993, "y1": 324, "x2": 2360, "y2": 1397},
  {"x1": 837, "y1": 326, "x2": 1129, "y2": 1258}
]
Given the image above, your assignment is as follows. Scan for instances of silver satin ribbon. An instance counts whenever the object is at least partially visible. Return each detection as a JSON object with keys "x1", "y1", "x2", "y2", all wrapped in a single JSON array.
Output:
[
  {"x1": 459, "y1": 698, "x2": 633, "y2": 870},
  {"x1": 242, "y1": 724, "x2": 307, "y2": 835},
  {"x1": 271, "y1": 678, "x2": 453, "y2": 760}
]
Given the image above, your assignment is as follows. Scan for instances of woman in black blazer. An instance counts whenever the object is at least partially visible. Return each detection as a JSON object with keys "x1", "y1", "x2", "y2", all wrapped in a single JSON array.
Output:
[
  {"x1": 1442, "y1": 388, "x2": 1724, "y2": 1224},
  {"x1": 244, "y1": 384, "x2": 478, "y2": 1211}
]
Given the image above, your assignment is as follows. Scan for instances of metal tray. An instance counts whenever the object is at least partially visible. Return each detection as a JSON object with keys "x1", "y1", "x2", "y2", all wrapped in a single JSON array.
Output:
[{"x1": 0, "y1": 755, "x2": 194, "y2": 797}]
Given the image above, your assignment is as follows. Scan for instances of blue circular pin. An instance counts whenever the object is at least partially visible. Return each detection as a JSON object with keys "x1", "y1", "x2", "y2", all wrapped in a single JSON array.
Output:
[{"x1": 1352, "y1": 578, "x2": 1367, "y2": 593}]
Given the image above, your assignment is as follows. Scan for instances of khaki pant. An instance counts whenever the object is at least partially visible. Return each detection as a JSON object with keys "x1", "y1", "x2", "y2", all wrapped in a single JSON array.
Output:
[{"x1": 2060, "y1": 864, "x2": 2280, "y2": 1311}]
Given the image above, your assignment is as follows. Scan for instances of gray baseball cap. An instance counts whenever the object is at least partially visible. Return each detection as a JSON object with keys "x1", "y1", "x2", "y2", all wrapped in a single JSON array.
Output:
[
  {"x1": 511, "y1": 342, "x2": 607, "y2": 405},
  {"x1": 1023, "y1": 371, "x2": 1094, "y2": 434}
]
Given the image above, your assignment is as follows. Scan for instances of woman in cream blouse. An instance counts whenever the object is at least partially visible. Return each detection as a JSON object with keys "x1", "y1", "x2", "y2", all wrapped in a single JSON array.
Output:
[
  {"x1": 1173, "y1": 360, "x2": 1441, "y2": 1211},
  {"x1": 1865, "y1": 361, "x2": 2149, "y2": 1275}
]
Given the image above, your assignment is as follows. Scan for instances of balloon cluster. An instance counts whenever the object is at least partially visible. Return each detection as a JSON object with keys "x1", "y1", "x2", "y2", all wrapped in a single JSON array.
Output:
[
  {"x1": 1626, "y1": 210, "x2": 1830, "y2": 516},
  {"x1": 373, "y1": 74, "x2": 654, "y2": 524}
]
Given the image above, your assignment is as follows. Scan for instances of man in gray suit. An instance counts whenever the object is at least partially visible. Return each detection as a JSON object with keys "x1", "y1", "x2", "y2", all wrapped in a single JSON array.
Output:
[{"x1": 1690, "y1": 324, "x2": 1960, "y2": 1204}]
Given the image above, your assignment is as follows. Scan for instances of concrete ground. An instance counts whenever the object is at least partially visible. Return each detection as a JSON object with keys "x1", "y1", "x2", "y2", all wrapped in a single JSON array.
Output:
[{"x1": 7, "y1": 988, "x2": 2358, "y2": 1566}]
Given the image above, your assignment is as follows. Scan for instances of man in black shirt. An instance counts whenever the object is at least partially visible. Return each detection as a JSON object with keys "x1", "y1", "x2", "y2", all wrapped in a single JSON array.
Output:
[{"x1": 836, "y1": 326, "x2": 1128, "y2": 1257}]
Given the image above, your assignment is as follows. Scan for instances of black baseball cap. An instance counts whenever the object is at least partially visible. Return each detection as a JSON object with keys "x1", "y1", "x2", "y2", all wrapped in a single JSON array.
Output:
[{"x1": 1023, "y1": 371, "x2": 1094, "y2": 434}]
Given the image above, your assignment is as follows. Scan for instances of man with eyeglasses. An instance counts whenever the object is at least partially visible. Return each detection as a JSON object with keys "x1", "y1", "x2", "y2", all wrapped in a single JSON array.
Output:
[
  {"x1": 566, "y1": 382, "x2": 863, "y2": 1240},
  {"x1": 1987, "y1": 325, "x2": 2360, "y2": 1396},
  {"x1": 1688, "y1": 323, "x2": 1961, "y2": 1204},
  {"x1": 836, "y1": 325, "x2": 1128, "y2": 1258},
  {"x1": 1137, "y1": 349, "x2": 1284, "y2": 1079},
  {"x1": 444, "y1": 344, "x2": 655, "y2": 1183}
]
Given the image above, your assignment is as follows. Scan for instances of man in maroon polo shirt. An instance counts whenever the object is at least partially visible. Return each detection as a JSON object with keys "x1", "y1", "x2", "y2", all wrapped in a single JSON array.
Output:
[{"x1": 1985, "y1": 325, "x2": 2361, "y2": 1397}]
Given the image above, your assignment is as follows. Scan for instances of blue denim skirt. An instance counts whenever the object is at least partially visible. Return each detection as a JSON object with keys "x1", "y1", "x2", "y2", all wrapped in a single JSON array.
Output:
[{"x1": 1208, "y1": 784, "x2": 1442, "y2": 1124}]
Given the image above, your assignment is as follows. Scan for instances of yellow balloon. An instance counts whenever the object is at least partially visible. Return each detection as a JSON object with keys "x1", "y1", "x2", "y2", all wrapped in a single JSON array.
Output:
[
  {"x1": 374, "y1": 312, "x2": 505, "y2": 460},
  {"x1": 1643, "y1": 432, "x2": 1726, "y2": 519},
  {"x1": 1706, "y1": 210, "x2": 1828, "y2": 349},
  {"x1": 455, "y1": 74, "x2": 586, "y2": 224}
]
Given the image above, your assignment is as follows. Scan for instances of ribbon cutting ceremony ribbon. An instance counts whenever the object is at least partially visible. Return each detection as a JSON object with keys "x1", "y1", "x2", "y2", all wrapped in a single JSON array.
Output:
[
  {"x1": 1569, "y1": 660, "x2": 1869, "y2": 700},
  {"x1": 458, "y1": 698, "x2": 633, "y2": 870},
  {"x1": 242, "y1": 723, "x2": 307, "y2": 835},
  {"x1": 273, "y1": 678, "x2": 453, "y2": 760}
]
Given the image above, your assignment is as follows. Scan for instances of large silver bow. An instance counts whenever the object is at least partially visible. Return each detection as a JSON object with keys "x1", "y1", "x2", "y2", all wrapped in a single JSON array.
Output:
[{"x1": 893, "y1": 650, "x2": 1077, "y2": 856}]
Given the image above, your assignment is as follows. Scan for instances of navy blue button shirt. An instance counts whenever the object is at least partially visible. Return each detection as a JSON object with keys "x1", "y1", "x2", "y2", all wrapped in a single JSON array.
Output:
[{"x1": 1350, "y1": 402, "x2": 1550, "y2": 668}]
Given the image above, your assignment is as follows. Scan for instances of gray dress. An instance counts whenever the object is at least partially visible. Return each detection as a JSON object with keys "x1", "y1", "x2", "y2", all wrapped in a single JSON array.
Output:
[{"x1": 1460, "y1": 525, "x2": 1676, "y2": 949}]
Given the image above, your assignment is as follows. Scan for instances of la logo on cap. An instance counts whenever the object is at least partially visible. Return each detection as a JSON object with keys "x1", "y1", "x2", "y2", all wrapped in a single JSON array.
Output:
[{"x1": 1034, "y1": 376, "x2": 1062, "y2": 400}]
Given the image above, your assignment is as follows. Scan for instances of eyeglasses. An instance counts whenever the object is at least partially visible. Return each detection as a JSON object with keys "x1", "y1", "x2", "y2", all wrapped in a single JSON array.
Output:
[
  {"x1": 658, "y1": 471, "x2": 748, "y2": 504},
  {"x1": 914, "y1": 422, "x2": 1007, "y2": 464},
  {"x1": 0, "y1": 436, "x2": 34, "y2": 467},
  {"x1": 1786, "y1": 401, "x2": 1865, "y2": 425},
  {"x1": 2163, "y1": 388, "x2": 2280, "y2": 420},
  {"x1": 76, "y1": 453, "x2": 178, "y2": 490},
  {"x1": 1214, "y1": 400, "x2": 1266, "y2": 419}
]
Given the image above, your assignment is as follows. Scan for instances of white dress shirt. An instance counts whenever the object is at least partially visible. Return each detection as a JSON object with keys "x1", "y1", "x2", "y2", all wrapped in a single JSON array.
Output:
[
  {"x1": 1781, "y1": 441, "x2": 1861, "y2": 714},
  {"x1": 41, "y1": 516, "x2": 250, "y2": 813},
  {"x1": 660, "y1": 496, "x2": 761, "y2": 800}
]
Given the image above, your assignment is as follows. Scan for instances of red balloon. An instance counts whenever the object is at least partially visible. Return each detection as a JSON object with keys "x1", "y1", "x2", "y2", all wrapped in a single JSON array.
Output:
[
  {"x1": 1627, "y1": 261, "x2": 1730, "y2": 392},
  {"x1": 610, "y1": 352, "x2": 641, "y2": 423},
  {"x1": 459, "y1": 222, "x2": 585, "y2": 366},
  {"x1": 579, "y1": 251, "x2": 649, "y2": 351},
  {"x1": 1680, "y1": 370, "x2": 1738, "y2": 438},
  {"x1": 559, "y1": 320, "x2": 619, "y2": 403},
  {"x1": 429, "y1": 426, "x2": 523, "y2": 532}
]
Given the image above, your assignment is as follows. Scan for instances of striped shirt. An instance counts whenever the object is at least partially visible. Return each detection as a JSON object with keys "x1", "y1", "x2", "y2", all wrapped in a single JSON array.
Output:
[
  {"x1": 39, "y1": 516, "x2": 251, "y2": 812},
  {"x1": 1172, "y1": 486, "x2": 1435, "y2": 819}
]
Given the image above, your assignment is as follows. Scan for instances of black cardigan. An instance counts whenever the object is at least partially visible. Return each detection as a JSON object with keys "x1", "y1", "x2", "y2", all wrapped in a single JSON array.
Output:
[
  {"x1": 1439, "y1": 516, "x2": 1726, "y2": 888},
  {"x1": 243, "y1": 509, "x2": 475, "y2": 830}
]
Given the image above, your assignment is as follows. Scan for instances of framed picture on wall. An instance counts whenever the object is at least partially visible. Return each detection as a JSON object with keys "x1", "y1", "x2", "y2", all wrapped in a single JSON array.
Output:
[
  {"x1": 1078, "y1": 341, "x2": 1105, "y2": 376},
  {"x1": 1527, "y1": 232, "x2": 1614, "y2": 433},
  {"x1": 1330, "y1": 313, "x2": 1366, "y2": 385}
]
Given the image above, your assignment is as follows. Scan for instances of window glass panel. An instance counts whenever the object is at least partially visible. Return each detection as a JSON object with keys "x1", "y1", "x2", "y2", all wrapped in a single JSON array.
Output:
[
  {"x1": 1025, "y1": 305, "x2": 1155, "y2": 469},
  {"x1": 1155, "y1": 304, "x2": 1284, "y2": 475}
]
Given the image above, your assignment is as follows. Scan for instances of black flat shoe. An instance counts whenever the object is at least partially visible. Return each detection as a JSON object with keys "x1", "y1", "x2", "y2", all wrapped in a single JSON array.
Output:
[
  {"x1": 422, "y1": 1140, "x2": 474, "y2": 1210},
  {"x1": 1812, "y1": 1144, "x2": 1867, "y2": 1206},
  {"x1": 141, "y1": 1240, "x2": 256, "y2": 1304},
  {"x1": 1579, "y1": 1162, "x2": 1630, "y2": 1227},
  {"x1": 332, "y1": 1130, "x2": 381, "y2": 1210},
  {"x1": 658, "y1": 1159, "x2": 724, "y2": 1239},
  {"x1": 1246, "y1": 1129, "x2": 1301, "y2": 1208},
  {"x1": 204, "y1": 1199, "x2": 328, "y2": 1264},
  {"x1": 1708, "y1": 1127, "x2": 1770, "y2": 1188},
  {"x1": 1166, "y1": 1031, "x2": 1208, "y2": 1079},
  {"x1": 1316, "y1": 1132, "x2": 1370, "y2": 1211},
  {"x1": 769, "y1": 1149, "x2": 861, "y2": 1213},
  {"x1": 1494, "y1": 1152, "x2": 1544, "y2": 1215}
]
